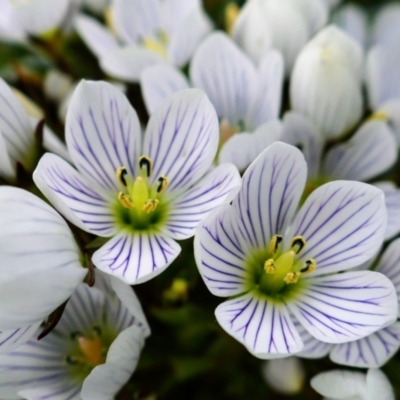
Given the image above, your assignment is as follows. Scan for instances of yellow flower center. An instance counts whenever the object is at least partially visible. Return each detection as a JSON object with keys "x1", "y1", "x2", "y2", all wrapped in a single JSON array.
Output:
[
  {"x1": 77, "y1": 335, "x2": 105, "y2": 366},
  {"x1": 142, "y1": 30, "x2": 169, "y2": 59},
  {"x1": 368, "y1": 110, "x2": 389, "y2": 122}
]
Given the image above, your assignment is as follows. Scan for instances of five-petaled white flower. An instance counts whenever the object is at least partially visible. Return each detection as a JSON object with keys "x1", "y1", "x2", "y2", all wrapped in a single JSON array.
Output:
[
  {"x1": 0, "y1": 271, "x2": 150, "y2": 400},
  {"x1": 194, "y1": 142, "x2": 397, "y2": 359},
  {"x1": 0, "y1": 186, "x2": 87, "y2": 353},
  {"x1": 33, "y1": 81, "x2": 241, "y2": 285}
]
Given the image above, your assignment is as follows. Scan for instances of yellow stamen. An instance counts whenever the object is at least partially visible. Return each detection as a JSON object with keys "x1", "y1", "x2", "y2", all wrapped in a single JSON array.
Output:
[
  {"x1": 77, "y1": 336, "x2": 105, "y2": 366},
  {"x1": 143, "y1": 199, "x2": 159, "y2": 213},
  {"x1": 291, "y1": 236, "x2": 307, "y2": 254},
  {"x1": 219, "y1": 119, "x2": 237, "y2": 144},
  {"x1": 116, "y1": 166, "x2": 128, "y2": 187},
  {"x1": 284, "y1": 272, "x2": 301, "y2": 285},
  {"x1": 118, "y1": 192, "x2": 134, "y2": 209},
  {"x1": 225, "y1": 2, "x2": 239, "y2": 34},
  {"x1": 143, "y1": 37, "x2": 167, "y2": 59},
  {"x1": 369, "y1": 111, "x2": 388, "y2": 122},
  {"x1": 264, "y1": 259, "x2": 276, "y2": 274},
  {"x1": 104, "y1": 6, "x2": 116, "y2": 34},
  {"x1": 269, "y1": 235, "x2": 283, "y2": 255},
  {"x1": 157, "y1": 175, "x2": 169, "y2": 194},
  {"x1": 139, "y1": 156, "x2": 153, "y2": 177},
  {"x1": 301, "y1": 259, "x2": 316, "y2": 273}
]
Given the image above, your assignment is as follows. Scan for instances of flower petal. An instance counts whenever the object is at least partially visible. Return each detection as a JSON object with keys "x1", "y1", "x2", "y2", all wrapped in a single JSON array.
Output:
[
  {"x1": 100, "y1": 45, "x2": 163, "y2": 83},
  {"x1": 168, "y1": 6, "x2": 212, "y2": 67},
  {"x1": 289, "y1": 271, "x2": 398, "y2": 344},
  {"x1": 33, "y1": 153, "x2": 116, "y2": 237},
  {"x1": 190, "y1": 32, "x2": 257, "y2": 127},
  {"x1": 18, "y1": 383, "x2": 82, "y2": 400},
  {"x1": 42, "y1": 124, "x2": 72, "y2": 163},
  {"x1": 329, "y1": 322, "x2": 400, "y2": 368},
  {"x1": 0, "y1": 187, "x2": 86, "y2": 330},
  {"x1": 81, "y1": 325, "x2": 145, "y2": 400},
  {"x1": 323, "y1": 121, "x2": 397, "y2": 182},
  {"x1": 0, "y1": 130, "x2": 16, "y2": 181},
  {"x1": 112, "y1": 0, "x2": 160, "y2": 44},
  {"x1": 288, "y1": 181, "x2": 387, "y2": 275},
  {"x1": 92, "y1": 231, "x2": 181, "y2": 285},
  {"x1": 66, "y1": 80, "x2": 141, "y2": 192},
  {"x1": 232, "y1": 142, "x2": 307, "y2": 250},
  {"x1": 366, "y1": 368, "x2": 395, "y2": 400},
  {"x1": 376, "y1": 100, "x2": 400, "y2": 146},
  {"x1": 0, "y1": 322, "x2": 41, "y2": 354},
  {"x1": 311, "y1": 370, "x2": 367, "y2": 399},
  {"x1": 375, "y1": 238, "x2": 400, "y2": 316},
  {"x1": 281, "y1": 111, "x2": 323, "y2": 179},
  {"x1": 194, "y1": 205, "x2": 249, "y2": 297},
  {"x1": 75, "y1": 15, "x2": 119, "y2": 58},
  {"x1": 140, "y1": 64, "x2": 189, "y2": 115},
  {"x1": 247, "y1": 49, "x2": 284, "y2": 129},
  {"x1": 375, "y1": 181, "x2": 400, "y2": 240},
  {"x1": 166, "y1": 163, "x2": 241, "y2": 240},
  {"x1": 219, "y1": 120, "x2": 283, "y2": 172},
  {"x1": 0, "y1": 78, "x2": 34, "y2": 172},
  {"x1": 215, "y1": 293, "x2": 304, "y2": 359},
  {"x1": 143, "y1": 88, "x2": 219, "y2": 193}
]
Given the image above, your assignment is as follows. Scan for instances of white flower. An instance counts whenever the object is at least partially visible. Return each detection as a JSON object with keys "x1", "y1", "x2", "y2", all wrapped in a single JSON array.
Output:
[
  {"x1": 194, "y1": 142, "x2": 396, "y2": 359},
  {"x1": 262, "y1": 357, "x2": 305, "y2": 395},
  {"x1": 282, "y1": 112, "x2": 400, "y2": 241},
  {"x1": 0, "y1": 78, "x2": 71, "y2": 182},
  {"x1": 0, "y1": 272, "x2": 149, "y2": 400},
  {"x1": 311, "y1": 368, "x2": 395, "y2": 400},
  {"x1": 140, "y1": 32, "x2": 284, "y2": 172},
  {"x1": 33, "y1": 81, "x2": 241, "y2": 285},
  {"x1": 75, "y1": 0, "x2": 212, "y2": 82},
  {"x1": 290, "y1": 26, "x2": 363, "y2": 139},
  {"x1": 0, "y1": 186, "x2": 87, "y2": 353},
  {"x1": 232, "y1": 0, "x2": 327, "y2": 75}
]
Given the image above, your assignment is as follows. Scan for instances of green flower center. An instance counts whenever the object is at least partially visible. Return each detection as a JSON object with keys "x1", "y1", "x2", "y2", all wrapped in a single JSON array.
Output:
[
  {"x1": 112, "y1": 156, "x2": 170, "y2": 232},
  {"x1": 245, "y1": 235, "x2": 316, "y2": 302}
]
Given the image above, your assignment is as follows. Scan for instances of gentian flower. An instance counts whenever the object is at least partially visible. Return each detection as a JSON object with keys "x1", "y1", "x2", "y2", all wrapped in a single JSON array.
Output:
[
  {"x1": 34, "y1": 81, "x2": 241, "y2": 284},
  {"x1": 0, "y1": 272, "x2": 149, "y2": 400},
  {"x1": 195, "y1": 142, "x2": 397, "y2": 359},
  {"x1": 75, "y1": 0, "x2": 212, "y2": 82},
  {"x1": 0, "y1": 186, "x2": 87, "y2": 352},
  {"x1": 311, "y1": 368, "x2": 395, "y2": 400}
]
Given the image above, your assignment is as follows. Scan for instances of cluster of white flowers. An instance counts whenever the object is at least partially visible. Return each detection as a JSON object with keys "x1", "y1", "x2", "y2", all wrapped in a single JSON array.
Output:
[{"x1": 0, "y1": 0, "x2": 399, "y2": 398}]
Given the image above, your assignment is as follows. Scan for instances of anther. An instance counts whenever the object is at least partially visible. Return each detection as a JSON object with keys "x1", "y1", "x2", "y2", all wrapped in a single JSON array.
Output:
[
  {"x1": 139, "y1": 156, "x2": 152, "y2": 177},
  {"x1": 157, "y1": 175, "x2": 169, "y2": 194},
  {"x1": 283, "y1": 272, "x2": 301, "y2": 284},
  {"x1": 269, "y1": 235, "x2": 283, "y2": 255},
  {"x1": 116, "y1": 166, "x2": 128, "y2": 187},
  {"x1": 142, "y1": 199, "x2": 159, "y2": 213},
  {"x1": 118, "y1": 192, "x2": 134, "y2": 209},
  {"x1": 300, "y1": 259, "x2": 316, "y2": 273},
  {"x1": 369, "y1": 111, "x2": 388, "y2": 122},
  {"x1": 264, "y1": 259, "x2": 276, "y2": 274},
  {"x1": 291, "y1": 236, "x2": 307, "y2": 254}
]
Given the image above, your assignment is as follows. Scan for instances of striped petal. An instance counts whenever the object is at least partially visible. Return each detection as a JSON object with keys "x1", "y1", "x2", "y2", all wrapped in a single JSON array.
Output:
[
  {"x1": 247, "y1": 50, "x2": 284, "y2": 129},
  {"x1": 190, "y1": 32, "x2": 257, "y2": 127},
  {"x1": 75, "y1": 15, "x2": 119, "y2": 58},
  {"x1": 66, "y1": 80, "x2": 141, "y2": 192},
  {"x1": 329, "y1": 322, "x2": 400, "y2": 368},
  {"x1": 81, "y1": 325, "x2": 145, "y2": 400},
  {"x1": 0, "y1": 78, "x2": 34, "y2": 175},
  {"x1": 112, "y1": 0, "x2": 160, "y2": 44},
  {"x1": 281, "y1": 111, "x2": 323, "y2": 180},
  {"x1": 143, "y1": 89, "x2": 219, "y2": 193},
  {"x1": 18, "y1": 383, "x2": 81, "y2": 400},
  {"x1": 376, "y1": 238, "x2": 400, "y2": 316},
  {"x1": 232, "y1": 142, "x2": 307, "y2": 250},
  {"x1": 323, "y1": 121, "x2": 397, "y2": 182},
  {"x1": 33, "y1": 153, "x2": 116, "y2": 237},
  {"x1": 287, "y1": 181, "x2": 387, "y2": 275},
  {"x1": 194, "y1": 205, "x2": 249, "y2": 297},
  {"x1": 375, "y1": 182, "x2": 400, "y2": 240},
  {"x1": 0, "y1": 323, "x2": 41, "y2": 354},
  {"x1": 289, "y1": 271, "x2": 398, "y2": 344},
  {"x1": 0, "y1": 187, "x2": 86, "y2": 330},
  {"x1": 100, "y1": 46, "x2": 163, "y2": 83},
  {"x1": 166, "y1": 163, "x2": 241, "y2": 240},
  {"x1": 92, "y1": 232, "x2": 181, "y2": 285},
  {"x1": 140, "y1": 64, "x2": 190, "y2": 115},
  {"x1": 215, "y1": 293, "x2": 304, "y2": 359},
  {"x1": 219, "y1": 120, "x2": 283, "y2": 172},
  {"x1": 293, "y1": 318, "x2": 332, "y2": 359}
]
